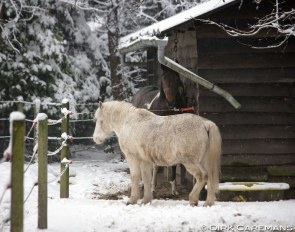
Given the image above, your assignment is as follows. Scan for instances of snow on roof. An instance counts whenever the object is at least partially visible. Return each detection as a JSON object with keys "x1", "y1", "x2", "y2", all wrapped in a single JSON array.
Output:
[{"x1": 119, "y1": 0, "x2": 238, "y2": 47}]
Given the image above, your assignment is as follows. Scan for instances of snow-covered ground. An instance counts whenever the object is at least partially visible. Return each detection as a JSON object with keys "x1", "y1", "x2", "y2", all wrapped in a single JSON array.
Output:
[{"x1": 0, "y1": 145, "x2": 295, "y2": 232}]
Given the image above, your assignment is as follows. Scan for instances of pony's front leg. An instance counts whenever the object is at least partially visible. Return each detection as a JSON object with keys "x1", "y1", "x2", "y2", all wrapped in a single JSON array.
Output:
[
  {"x1": 169, "y1": 165, "x2": 179, "y2": 195},
  {"x1": 151, "y1": 164, "x2": 158, "y2": 193},
  {"x1": 126, "y1": 156, "x2": 141, "y2": 205},
  {"x1": 141, "y1": 161, "x2": 153, "y2": 204}
]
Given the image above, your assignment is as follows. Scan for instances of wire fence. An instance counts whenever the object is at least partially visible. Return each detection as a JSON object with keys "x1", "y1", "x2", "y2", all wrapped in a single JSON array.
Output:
[
  {"x1": 0, "y1": 98, "x2": 100, "y2": 232},
  {"x1": 0, "y1": 99, "x2": 97, "y2": 143}
]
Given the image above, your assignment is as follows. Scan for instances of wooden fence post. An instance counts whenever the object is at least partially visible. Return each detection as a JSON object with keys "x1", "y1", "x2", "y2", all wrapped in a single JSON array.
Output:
[
  {"x1": 37, "y1": 113, "x2": 48, "y2": 229},
  {"x1": 34, "y1": 98, "x2": 41, "y2": 149},
  {"x1": 60, "y1": 99, "x2": 70, "y2": 198},
  {"x1": 17, "y1": 102, "x2": 24, "y2": 113},
  {"x1": 10, "y1": 112, "x2": 25, "y2": 232}
]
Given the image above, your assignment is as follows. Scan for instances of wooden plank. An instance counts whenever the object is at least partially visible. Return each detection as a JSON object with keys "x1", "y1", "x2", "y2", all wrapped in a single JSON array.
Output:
[
  {"x1": 197, "y1": 37, "x2": 295, "y2": 55},
  {"x1": 284, "y1": 189, "x2": 295, "y2": 200},
  {"x1": 197, "y1": 52, "x2": 295, "y2": 69},
  {"x1": 221, "y1": 166, "x2": 268, "y2": 182},
  {"x1": 267, "y1": 166, "x2": 295, "y2": 177},
  {"x1": 198, "y1": 68, "x2": 295, "y2": 84},
  {"x1": 222, "y1": 154, "x2": 295, "y2": 166},
  {"x1": 199, "y1": 83, "x2": 295, "y2": 97},
  {"x1": 222, "y1": 139, "x2": 295, "y2": 155},
  {"x1": 201, "y1": 112, "x2": 295, "y2": 125},
  {"x1": 219, "y1": 125, "x2": 295, "y2": 140},
  {"x1": 199, "y1": 97, "x2": 295, "y2": 113}
]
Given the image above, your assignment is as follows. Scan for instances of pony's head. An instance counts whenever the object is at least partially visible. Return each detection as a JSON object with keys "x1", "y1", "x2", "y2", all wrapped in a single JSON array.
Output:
[
  {"x1": 93, "y1": 102, "x2": 113, "y2": 144},
  {"x1": 160, "y1": 65, "x2": 183, "y2": 106}
]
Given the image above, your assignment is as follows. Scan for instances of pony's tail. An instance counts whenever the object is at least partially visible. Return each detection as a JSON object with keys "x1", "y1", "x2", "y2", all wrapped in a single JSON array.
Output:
[{"x1": 204, "y1": 120, "x2": 222, "y2": 195}]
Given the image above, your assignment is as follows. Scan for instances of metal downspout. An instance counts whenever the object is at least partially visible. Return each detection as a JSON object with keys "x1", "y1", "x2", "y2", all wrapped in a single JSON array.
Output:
[{"x1": 119, "y1": 37, "x2": 241, "y2": 109}]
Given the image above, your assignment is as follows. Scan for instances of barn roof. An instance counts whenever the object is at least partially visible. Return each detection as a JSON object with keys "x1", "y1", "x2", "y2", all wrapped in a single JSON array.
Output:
[{"x1": 119, "y1": 0, "x2": 238, "y2": 48}]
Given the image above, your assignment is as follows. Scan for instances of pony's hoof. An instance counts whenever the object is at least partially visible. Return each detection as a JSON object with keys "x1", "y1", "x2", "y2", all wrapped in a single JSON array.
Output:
[
  {"x1": 189, "y1": 201, "x2": 198, "y2": 207},
  {"x1": 142, "y1": 197, "x2": 152, "y2": 205},
  {"x1": 172, "y1": 190, "x2": 179, "y2": 196},
  {"x1": 141, "y1": 200, "x2": 151, "y2": 205},
  {"x1": 126, "y1": 197, "x2": 138, "y2": 205},
  {"x1": 126, "y1": 201, "x2": 137, "y2": 206},
  {"x1": 203, "y1": 201, "x2": 214, "y2": 207}
]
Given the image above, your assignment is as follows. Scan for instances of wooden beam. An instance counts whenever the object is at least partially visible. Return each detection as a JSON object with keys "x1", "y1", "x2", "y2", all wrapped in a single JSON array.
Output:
[
  {"x1": 201, "y1": 112, "x2": 295, "y2": 125},
  {"x1": 222, "y1": 154, "x2": 295, "y2": 166},
  {"x1": 222, "y1": 139, "x2": 295, "y2": 155},
  {"x1": 197, "y1": 52, "x2": 295, "y2": 69},
  {"x1": 199, "y1": 97, "x2": 295, "y2": 113},
  {"x1": 197, "y1": 37, "x2": 295, "y2": 55},
  {"x1": 199, "y1": 83, "x2": 295, "y2": 97},
  {"x1": 219, "y1": 125, "x2": 295, "y2": 140},
  {"x1": 198, "y1": 68, "x2": 295, "y2": 84},
  {"x1": 221, "y1": 166, "x2": 268, "y2": 182}
]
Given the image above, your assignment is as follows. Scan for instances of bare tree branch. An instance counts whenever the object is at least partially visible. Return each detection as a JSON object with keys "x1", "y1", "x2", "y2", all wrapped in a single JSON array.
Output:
[{"x1": 195, "y1": 0, "x2": 294, "y2": 49}]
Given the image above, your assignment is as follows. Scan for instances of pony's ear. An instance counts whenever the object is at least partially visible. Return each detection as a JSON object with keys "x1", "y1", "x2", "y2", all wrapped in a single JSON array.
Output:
[{"x1": 99, "y1": 101, "x2": 103, "y2": 108}]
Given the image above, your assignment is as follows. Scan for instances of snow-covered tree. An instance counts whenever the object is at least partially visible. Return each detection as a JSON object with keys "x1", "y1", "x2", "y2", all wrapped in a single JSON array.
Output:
[
  {"x1": 138, "y1": 0, "x2": 203, "y2": 24},
  {"x1": 0, "y1": 0, "x2": 100, "y2": 114},
  {"x1": 0, "y1": 0, "x2": 205, "y2": 109}
]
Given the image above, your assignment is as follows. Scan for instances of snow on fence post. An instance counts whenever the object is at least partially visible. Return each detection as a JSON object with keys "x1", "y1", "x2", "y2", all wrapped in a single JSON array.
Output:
[
  {"x1": 10, "y1": 112, "x2": 25, "y2": 232},
  {"x1": 60, "y1": 99, "x2": 70, "y2": 198},
  {"x1": 37, "y1": 113, "x2": 48, "y2": 229}
]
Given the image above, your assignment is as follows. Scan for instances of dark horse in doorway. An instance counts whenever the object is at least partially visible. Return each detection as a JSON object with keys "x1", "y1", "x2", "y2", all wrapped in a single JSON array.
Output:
[{"x1": 131, "y1": 65, "x2": 194, "y2": 196}]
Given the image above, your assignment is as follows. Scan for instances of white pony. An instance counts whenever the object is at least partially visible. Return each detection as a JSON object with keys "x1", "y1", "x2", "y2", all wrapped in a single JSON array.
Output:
[{"x1": 93, "y1": 101, "x2": 222, "y2": 206}]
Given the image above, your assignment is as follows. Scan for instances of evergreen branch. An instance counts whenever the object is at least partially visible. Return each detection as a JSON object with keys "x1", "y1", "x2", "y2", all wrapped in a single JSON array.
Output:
[{"x1": 0, "y1": 24, "x2": 20, "y2": 53}]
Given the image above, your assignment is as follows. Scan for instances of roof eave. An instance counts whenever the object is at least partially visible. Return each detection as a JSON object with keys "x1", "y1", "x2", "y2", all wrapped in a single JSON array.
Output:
[{"x1": 119, "y1": 0, "x2": 239, "y2": 47}]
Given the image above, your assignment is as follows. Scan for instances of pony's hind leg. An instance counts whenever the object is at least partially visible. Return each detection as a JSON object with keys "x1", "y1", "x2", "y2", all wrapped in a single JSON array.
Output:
[
  {"x1": 204, "y1": 176, "x2": 217, "y2": 207},
  {"x1": 204, "y1": 181, "x2": 215, "y2": 207},
  {"x1": 126, "y1": 156, "x2": 141, "y2": 205},
  {"x1": 183, "y1": 163, "x2": 207, "y2": 206},
  {"x1": 141, "y1": 161, "x2": 153, "y2": 204}
]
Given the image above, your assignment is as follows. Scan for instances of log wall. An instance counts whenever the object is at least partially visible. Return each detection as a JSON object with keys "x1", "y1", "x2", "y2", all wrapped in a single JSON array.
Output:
[{"x1": 164, "y1": 1, "x2": 295, "y2": 199}]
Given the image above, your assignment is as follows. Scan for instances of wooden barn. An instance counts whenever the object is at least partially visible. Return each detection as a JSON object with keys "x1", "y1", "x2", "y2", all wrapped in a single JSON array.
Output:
[{"x1": 119, "y1": 0, "x2": 295, "y2": 199}]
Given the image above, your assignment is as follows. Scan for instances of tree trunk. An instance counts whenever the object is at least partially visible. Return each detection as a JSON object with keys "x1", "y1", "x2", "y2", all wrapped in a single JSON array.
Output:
[
  {"x1": 107, "y1": 3, "x2": 123, "y2": 100},
  {"x1": 0, "y1": 4, "x2": 4, "y2": 49}
]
